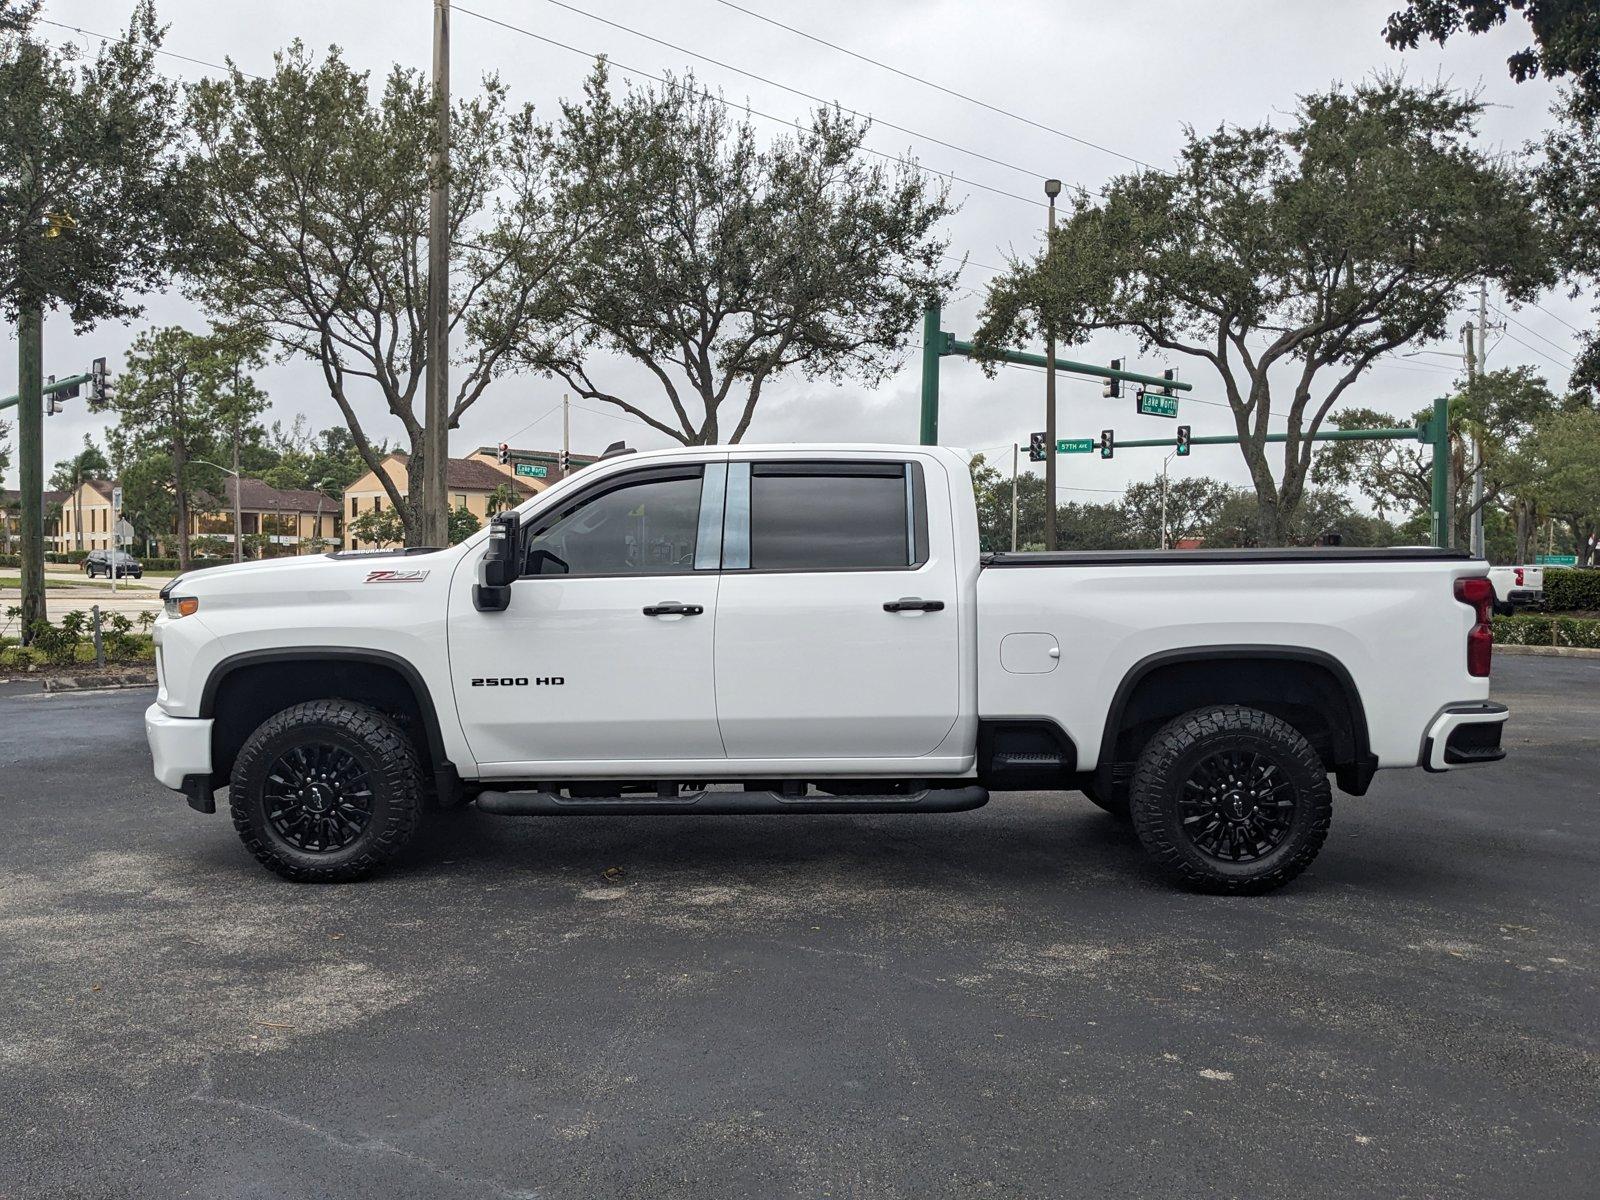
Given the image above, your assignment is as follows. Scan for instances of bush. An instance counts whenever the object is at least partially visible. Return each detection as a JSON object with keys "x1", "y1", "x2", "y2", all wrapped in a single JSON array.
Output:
[
  {"x1": 1494, "y1": 614, "x2": 1600, "y2": 649},
  {"x1": 1542, "y1": 568, "x2": 1600, "y2": 612}
]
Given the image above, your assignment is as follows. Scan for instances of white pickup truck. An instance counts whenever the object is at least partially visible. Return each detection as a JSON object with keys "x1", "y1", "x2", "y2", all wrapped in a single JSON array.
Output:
[{"x1": 146, "y1": 443, "x2": 1507, "y2": 893}]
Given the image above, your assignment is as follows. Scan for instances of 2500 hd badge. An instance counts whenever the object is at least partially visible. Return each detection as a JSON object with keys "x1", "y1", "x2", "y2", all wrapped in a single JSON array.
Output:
[{"x1": 469, "y1": 676, "x2": 565, "y2": 686}]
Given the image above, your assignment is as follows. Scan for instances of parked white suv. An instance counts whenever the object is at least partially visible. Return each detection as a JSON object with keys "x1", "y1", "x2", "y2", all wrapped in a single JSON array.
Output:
[{"x1": 146, "y1": 443, "x2": 1507, "y2": 893}]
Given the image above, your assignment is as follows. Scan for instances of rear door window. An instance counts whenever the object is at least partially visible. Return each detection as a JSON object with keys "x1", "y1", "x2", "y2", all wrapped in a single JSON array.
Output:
[{"x1": 737, "y1": 462, "x2": 926, "y2": 572}]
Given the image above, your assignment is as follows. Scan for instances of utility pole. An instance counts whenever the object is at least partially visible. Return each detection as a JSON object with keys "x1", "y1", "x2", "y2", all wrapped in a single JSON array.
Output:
[
  {"x1": 17, "y1": 157, "x2": 46, "y2": 641},
  {"x1": 1469, "y1": 280, "x2": 1489, "y2": 559},
  {"x1": 1160, "y1": 451, "x2": 1176, "y2": 550},
  {"x1": 1010, "y1": 442, "x2": 1019, "y2": 551},
  {"x1": 421, "y1": 0, "x2": 451, "y2": 548},
  {"x1": 1042, "y1": 178, "x2": 1062, "y2": 550}
]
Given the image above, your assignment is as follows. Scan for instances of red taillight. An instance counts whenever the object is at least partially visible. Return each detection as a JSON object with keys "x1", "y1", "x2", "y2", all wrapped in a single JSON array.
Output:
[
  {"x1": 1455, "y1": 576, "x2": 1494, "y2": 677},
  {"x1": 1514, "y1": 567, "x2": 1525, "y2": 587}
]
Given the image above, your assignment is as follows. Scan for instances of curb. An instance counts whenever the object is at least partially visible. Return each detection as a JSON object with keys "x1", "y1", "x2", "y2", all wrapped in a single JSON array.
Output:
[
  {"x1": 1496, "y1": 644, "x2": 1600, "y2": 660},
  {"x1": 41, "y1": 671, "x2": 158, "y2": 692}
]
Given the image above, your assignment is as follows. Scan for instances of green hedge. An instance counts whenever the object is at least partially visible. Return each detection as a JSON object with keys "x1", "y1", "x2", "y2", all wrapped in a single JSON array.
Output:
[
  {"x1": 1494, "y1": 614, "x2": 1600, "y2": 649},
  {"x1": 1542, "y1": 568, "x2": 1600, "y2": 612}
]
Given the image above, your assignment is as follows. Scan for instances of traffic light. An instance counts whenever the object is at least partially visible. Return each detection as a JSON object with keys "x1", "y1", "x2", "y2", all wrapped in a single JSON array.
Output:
[
  {"x1": 1161, "y1": 368, "x2": 1177, "y2": 396},
  {"x1": 496, "y1": 442, "x2": 510, "y2": 465},
  {"x1": 90, "y1": 357, "x2": 109, "y2": 405},
  {"x1": 1176, "y1": 425, "x2": 1191, "y2": 456},
  {"x1": 558, "y1": 449, "x2": 570, "y2": 473},
  {"x1": 1028, "y1": 431, "x2": 1047, "y2": 462},
  {"x1": 1102, "y1": 358, "x2": 1122, "y2": 399},
  {"x1": 1099, "y1": 429, "x2": 1114, "y2": 459},
  {"x1": 45, "y1": 376, "x2": 60, "y2": 416}
]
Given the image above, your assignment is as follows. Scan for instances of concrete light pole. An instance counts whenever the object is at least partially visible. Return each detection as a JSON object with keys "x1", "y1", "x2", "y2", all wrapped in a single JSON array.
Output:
[
  {"x1": 1043, "y1": 178, "x2": 1062, "y2": 551},
  {"x1": 421, "y1": 0, "x2": 451, "y2": 548}
]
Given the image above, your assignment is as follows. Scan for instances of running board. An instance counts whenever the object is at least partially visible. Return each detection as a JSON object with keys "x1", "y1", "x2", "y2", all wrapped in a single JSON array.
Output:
[{"x1": 474, "y1": 786, "x2": 989, "y2": 817}]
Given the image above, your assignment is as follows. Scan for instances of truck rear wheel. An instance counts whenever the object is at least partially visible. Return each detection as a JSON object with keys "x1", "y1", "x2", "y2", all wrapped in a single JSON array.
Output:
[
  {"x1": 229, "y1": 700, "x2": 424, "y2": 882},
  {"x1": 1129, "y1": 705, "x2": 1330, "y2": 894}
]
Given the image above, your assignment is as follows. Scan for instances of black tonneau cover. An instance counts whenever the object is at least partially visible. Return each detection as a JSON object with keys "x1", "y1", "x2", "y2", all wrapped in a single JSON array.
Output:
[{"x1": 982, "y1": 547, "x2": 1476, "y2": 568}]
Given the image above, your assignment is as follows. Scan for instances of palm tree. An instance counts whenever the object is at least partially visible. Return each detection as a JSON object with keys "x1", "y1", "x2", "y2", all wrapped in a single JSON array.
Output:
[{"x1": 486, "y1": 482, "x2": 520, "y2": 517}]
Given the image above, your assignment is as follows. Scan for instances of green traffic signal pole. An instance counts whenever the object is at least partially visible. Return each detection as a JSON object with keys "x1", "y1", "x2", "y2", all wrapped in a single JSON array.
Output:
[
  {"x1": 1065, "y1": 397, "x2": 1454, "y2": 548},
  {"x1": 918, "y1": 299, "x2": 1192, "y2": 445},
  {"x1": 0, "y1": 371, "x2": 91, "y2": 412},
  {"x1": 918, "y1": 300, "x2": 1455, "y2": 549}
]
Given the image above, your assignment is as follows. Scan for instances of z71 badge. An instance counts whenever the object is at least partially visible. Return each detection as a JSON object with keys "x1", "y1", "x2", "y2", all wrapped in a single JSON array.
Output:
[{"x1": 365, "y1": 569, "x2": 430, "y2": 583}]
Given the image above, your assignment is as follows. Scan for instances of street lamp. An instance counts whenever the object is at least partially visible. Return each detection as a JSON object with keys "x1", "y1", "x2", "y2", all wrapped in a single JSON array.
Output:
[
  {"x1": 190, "y1": 459, "x2": 243, "y2": 563},
  {"x1": 1160, "y1": 450, "x2": 1177, "y2": 550},
  {"x1": 1043, "y1": 178, "x2": 1062, "y2": 551}
]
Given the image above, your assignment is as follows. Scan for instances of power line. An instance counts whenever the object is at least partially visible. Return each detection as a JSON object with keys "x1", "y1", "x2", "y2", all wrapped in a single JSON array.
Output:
[
  {"x1": 36, "y1": 16, "x2": 264, "y2": 79},
  {"x1": 1530, "y1": 299, "x2": 1587, "y2": 336},
  {"x1": 531, "y1": 0, "x2": 1058, "y2": 190},
  {"x1": 1500, "y1": 329, "x2": 1575, "y2": 369},
  {"x1": 454, "y1": 5, "x2": 1049, "y2": 211},
  {"x1": 709, "y1": 0, "x2": 1165, "y2": 174},
  {"x1": 1492, "y1": 305, "x2": 1577, "y2": 364},
  {"x1": 500, "y1": 397, "x2": 567, "y2": 445}
]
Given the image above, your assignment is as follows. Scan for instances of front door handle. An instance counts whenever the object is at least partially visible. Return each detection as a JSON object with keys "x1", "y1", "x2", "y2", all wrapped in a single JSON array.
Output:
[
  {"x1": 643, "y1": 601, "x2": 704, "y2": 616},
  {"x1": 883, "y1": 597, "x2": 945, "y2": 613}
]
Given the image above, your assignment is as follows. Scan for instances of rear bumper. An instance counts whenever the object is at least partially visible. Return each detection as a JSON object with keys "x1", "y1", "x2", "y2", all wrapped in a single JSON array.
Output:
[
  {"x1": 145, "y1": 703, "x2": 213, "y2": 791},
  {"x1": 1422, "y1": 702, "x2": 1508, "y2": 772}
]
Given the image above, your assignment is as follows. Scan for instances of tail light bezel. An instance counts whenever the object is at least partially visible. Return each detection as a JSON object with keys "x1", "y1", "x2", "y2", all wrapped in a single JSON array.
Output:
[{"x1": 1455, "y1": 576, "x2": 1494, "y2": 677}]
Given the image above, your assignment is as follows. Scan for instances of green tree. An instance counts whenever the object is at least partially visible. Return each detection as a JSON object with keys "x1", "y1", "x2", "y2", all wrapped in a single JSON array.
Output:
[
  {"x1": 49, "y1": 433, "x2": 110, "y2": 551},
  {"x1": 1120, "y1": 475, "x2": 1234, "y2": 548},
  {"x1": 103, "y1": 326, "x2": 222, "y2": 569},
  {"x1": 348, "y1": 505, "x2": 405, "y2": 549},
  {"x1": 1383, "y1": 2, "x2": 1600, "y2": 107},
  {"x1": 193, "y1": 325, "x2": 269, "y2": 562},
  {"x1": 1313, "y1": 368, "x2": 1558, "y2": 557},
  {"x1": 976, "y1": 78, "x2": 1550, "y2": 544},
  {"x1": 448, "y1": 504, "x2": 480, "y2": 545},
  {"x1": 185, "y1": 42, "x2": 571, "y2": 547},
  {"x1": 1512, "y1": 405, "x2": 1600, "y2": 564},
  {"x1": 1537, "y1": 93, "x2": 1600, "y2": 395},
  {"x1": 2, "y1": 0, "x2": 188, "y2": 633},
  {"x1": 485, "y1": 481, "x2": 520, "y2": 517},
  {"x1": 492, "y1": 64, "x2": 958, "y2": 445}
]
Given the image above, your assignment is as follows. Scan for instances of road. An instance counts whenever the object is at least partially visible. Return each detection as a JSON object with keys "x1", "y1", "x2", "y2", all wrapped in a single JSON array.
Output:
[
  {"x1": 2, "y1": 657, "x2": 1597, "y2": 1199},
  {"x1": 1, "y1": 566, "x2": 161, "y2": 629}
]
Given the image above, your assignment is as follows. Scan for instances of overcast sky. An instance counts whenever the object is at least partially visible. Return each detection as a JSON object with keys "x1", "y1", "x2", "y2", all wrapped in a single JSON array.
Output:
[{"x1": 6, "y1": 0, "x2": 1588, "y2": 501}]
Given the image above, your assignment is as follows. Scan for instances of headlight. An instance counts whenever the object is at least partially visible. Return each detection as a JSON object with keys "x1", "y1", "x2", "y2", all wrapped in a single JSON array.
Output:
[{"x1": 164, "y1": 596, "x2": 199, "y2": 619}]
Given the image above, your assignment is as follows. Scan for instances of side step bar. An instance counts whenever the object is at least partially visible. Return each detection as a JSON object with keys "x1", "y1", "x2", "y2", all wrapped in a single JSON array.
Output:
[{"x1": 475, "y1": 786, "x2": 989, "y2": 817}]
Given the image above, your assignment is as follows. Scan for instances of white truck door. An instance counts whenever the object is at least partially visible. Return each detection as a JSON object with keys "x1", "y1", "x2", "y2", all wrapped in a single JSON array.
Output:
[
  {"x1": 712, "y1": 458, "x2": 961, "y2": 760},
  {"x1": 449, "y1": 461, "x2": 728, "y2": 768}
]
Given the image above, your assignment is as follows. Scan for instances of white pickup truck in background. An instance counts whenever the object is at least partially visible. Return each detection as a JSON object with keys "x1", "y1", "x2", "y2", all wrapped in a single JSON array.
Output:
[
  {"x1": 1488, "y1": 563, "x2": 1544, "y2": 615},
  {"x1": 146, "y1": 443, "x2": 1508, "y2": 894}
]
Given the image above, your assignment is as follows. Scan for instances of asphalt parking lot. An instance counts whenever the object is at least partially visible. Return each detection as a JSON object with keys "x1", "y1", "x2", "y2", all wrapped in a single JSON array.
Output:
[{"x1": 2, "y1": 657, "x2": 1597, "y2": 1199}]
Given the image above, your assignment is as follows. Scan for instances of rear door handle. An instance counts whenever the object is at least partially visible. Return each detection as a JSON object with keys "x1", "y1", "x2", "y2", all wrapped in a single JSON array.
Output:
[
  {"x1": 643, "y1": 601, "x2": 704, "y2": 616},
  {"x1": 883, "y1": 597, "x2": 945, "y2": 613}
]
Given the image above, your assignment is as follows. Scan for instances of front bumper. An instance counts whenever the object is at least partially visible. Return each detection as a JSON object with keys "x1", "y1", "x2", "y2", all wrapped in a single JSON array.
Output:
[
  {"x1": 145, "y1": 703, "x2": 213, "y2": 792},
  {"x1": 1422, "y1": 702, "x2": 1508, "y2": 772}
]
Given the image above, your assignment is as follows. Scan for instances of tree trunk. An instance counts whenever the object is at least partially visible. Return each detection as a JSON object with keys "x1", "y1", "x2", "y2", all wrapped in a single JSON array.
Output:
[
  {"x1": 172, "y1": 431, "x2": 190, "y2": 571},
  {"x1": 404, "y1": 434, "x2": 429, "y2": 548},
  {"x1": 231, "y1": 430, "x2": 244, "y2": 563}
]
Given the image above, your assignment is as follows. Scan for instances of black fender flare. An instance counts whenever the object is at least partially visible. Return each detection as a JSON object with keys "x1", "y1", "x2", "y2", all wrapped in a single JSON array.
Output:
[
  {"x1": 199, "y1": 646, "x2": 452, "y2": 773},
  {"x1": 1095, "y1": 645, "x2": 1376, "y2": 796}
]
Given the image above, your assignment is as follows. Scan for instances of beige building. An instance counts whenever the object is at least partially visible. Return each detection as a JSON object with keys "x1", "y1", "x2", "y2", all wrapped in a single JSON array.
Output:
[
  {"x1": 58, "y1": 479, "x2": 119, "y2": 552},
  {"x1": 342, "y1": 447, "x2": 600, "y2": 550},
  {"x1": 58, "y1": 477, "x2": 340, "y2": 557},
  {"x1": 1, "y1": 488, "x2": 67, "y2": 552}
]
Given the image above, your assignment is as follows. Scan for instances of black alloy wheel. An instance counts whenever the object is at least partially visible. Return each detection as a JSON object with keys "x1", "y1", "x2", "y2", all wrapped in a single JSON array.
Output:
[{"x1": 263, "y1": 742, "x2": 374, "y2": 852}]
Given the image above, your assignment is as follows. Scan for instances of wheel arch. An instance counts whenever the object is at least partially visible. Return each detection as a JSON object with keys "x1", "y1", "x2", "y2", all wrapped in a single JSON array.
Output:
[
  {"x1": 1097, "y1": 646, "x2": 1375, "y2": 797},
  {"x1": 200, "y1": 648, "x2": 453, "y2": 791}
]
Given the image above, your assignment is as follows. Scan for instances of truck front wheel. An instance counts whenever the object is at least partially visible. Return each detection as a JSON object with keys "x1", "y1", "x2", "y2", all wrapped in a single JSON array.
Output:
[
  {"x1": 1129, "y1": 705, "x2": 1330, "y2": 894},
  {"x1": 229, "y1": 700, "x2": 424, "y2": 882}
]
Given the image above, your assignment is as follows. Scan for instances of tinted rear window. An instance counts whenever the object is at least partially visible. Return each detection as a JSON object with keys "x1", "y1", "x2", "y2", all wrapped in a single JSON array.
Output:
[{"x1": 748, "y1": 464, "x2": 910, "y2": 571}]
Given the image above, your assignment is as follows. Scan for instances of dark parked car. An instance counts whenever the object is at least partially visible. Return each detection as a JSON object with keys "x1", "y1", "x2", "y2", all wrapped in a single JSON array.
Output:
[{"x1": 82, "y1": 549, "x2": 143, "y2": 579}]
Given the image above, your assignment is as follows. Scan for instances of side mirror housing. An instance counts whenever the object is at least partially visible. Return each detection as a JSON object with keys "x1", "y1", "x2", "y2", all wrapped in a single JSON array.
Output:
[{"x1": 473, "y1": 512, "x2": 520, "y2": 612}]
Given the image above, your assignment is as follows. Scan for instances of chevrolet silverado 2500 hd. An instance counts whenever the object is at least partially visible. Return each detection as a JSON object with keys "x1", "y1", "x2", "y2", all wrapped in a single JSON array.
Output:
[{"x1": 146, "y1": 443, "x2": 1507, "y2": 892}]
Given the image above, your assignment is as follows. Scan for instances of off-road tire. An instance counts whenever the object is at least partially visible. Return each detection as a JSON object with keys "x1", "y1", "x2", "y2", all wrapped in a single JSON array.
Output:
[
  {"x1": 1129, "y1": 705, "x2": 1330, "y2": 895},
  {"x1": 230, "y1": 700, "x2": 424, "y2": 882}
]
